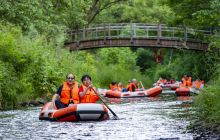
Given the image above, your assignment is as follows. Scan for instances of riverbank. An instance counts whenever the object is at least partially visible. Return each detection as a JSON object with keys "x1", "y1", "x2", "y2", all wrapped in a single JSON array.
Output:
[
  {"x1": 192, "y1": 83, "x2": 220, "y2": 136},
  {"x1": 188, "y1": 120, "x2": 220, "y2": 139}
]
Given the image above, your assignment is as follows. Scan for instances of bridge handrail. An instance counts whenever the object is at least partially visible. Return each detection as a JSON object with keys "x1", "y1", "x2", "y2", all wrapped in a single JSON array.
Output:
[{"x1": 66, "y1": 23, "x2": 211, "y2": 43}]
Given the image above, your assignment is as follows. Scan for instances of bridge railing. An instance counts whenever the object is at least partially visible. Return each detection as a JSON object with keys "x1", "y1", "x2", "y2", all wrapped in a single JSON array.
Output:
[{"x1": 66, "y1": 23, "x2": 211, "y2": 43}]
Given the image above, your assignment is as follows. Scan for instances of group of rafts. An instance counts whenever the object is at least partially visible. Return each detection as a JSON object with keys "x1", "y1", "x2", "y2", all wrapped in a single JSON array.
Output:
[
  {"x1": 105, "y1": 76, "x2": 204, "y2": 98},
  {"x1": 156, "y1": 75, "x2": 204, "y2": 96},
  {"x1": 39, "y1": 77, "x2": 204, "y2": 122}
]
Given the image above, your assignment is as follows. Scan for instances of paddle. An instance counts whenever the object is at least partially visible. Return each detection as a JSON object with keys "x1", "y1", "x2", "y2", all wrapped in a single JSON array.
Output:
[
  {"x1": 91, "y1": 87, "x2": 119, "y2": 120},
  {"x1": 139, "y1": 81, "x2": 145, "y2": 90}
]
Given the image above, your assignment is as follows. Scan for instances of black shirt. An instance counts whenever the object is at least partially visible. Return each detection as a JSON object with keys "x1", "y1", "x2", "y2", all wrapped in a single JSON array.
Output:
[{"x1": 56, "y1": 85, "x2": 63, "y2": 96}]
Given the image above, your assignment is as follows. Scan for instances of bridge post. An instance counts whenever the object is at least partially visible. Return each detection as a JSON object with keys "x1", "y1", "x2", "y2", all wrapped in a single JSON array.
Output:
[
  {"x1": 133, "y1": 23, "x2": 136, "y2": 37},
  {"x1": 108, "y1": 24, "x2": 111, "y2": 38},
  {"x1": 130, "y1": 23, "x2": 134, "y2": 44},
  {"x1": 184, "y1": 27, "x2": 188, "y2": 41},
  {"x1": 104, "y1": 24, "x2": 106, "y2": 44},
  {"x1": 183, "y1": 27, "x2": 188, "y2": 47},
  {"x1": 83, "y1": 27, "x2": 86, "y2": 40},
  {"x1": 157, "y1": 24, "x2": 162, "y2": 44}
]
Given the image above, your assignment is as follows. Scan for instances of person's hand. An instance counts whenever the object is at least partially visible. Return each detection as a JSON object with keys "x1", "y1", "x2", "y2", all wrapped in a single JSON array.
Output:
[
  {"x1": 50, "y1": 101, "x2": 55, "y2": 109},
  {"x1": 68, "y1": 103, "x2": 74, "y2": 107},
  {"x1": 88, "y1": 84, "x2": 93, "y2": 89}
]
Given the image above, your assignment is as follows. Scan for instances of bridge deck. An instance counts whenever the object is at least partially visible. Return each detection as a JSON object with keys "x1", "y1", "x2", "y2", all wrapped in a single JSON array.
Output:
[{"x1": 65, "y1": 23, "x2": 211, "y2": 51}]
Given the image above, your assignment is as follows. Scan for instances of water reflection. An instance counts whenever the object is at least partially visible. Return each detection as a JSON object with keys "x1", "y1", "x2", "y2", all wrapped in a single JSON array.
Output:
[{"x1": 0, "y1": 95, "x2": 213, "y2": 140}]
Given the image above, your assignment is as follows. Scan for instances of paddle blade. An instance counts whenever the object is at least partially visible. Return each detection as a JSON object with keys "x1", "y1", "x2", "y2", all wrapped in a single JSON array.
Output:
[{"x1": 112, "y1": 115, "x2": 119, "y2": 120}]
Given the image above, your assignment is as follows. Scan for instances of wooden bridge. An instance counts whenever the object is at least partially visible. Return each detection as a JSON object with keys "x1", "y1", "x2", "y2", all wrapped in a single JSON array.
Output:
[{"x1": 64, "y1": 23, "x2": 211, "y2": 51}]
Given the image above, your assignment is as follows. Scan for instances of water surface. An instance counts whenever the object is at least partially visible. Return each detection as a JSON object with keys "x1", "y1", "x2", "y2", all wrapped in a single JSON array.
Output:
[{"x1": 0, "y1": 95, "x2": 201, "y2": 140}]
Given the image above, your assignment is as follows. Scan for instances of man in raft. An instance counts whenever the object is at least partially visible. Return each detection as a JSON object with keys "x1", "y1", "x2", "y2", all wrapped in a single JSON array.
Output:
[
  {"x1": 127, "y1": 79, "x2": 144, "y2": 92},
  {"x1": 51, "y1": 73, "x2": 79, "y2": 109}
]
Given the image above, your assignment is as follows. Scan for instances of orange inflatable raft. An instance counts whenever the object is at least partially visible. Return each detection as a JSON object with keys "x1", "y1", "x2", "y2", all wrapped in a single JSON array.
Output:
[
  {"x1": 105, "y1": 86, "x2": 162, "y2": 98},
  {"x1": 39, "y1": 102, "x2": 109, "y2": 122},
  {"x1": 161, "y1": 84, "x2": 179, "y2": 90},
  {"x1": 175, "y1": 87, "x2": 200, "y2": 96},
  {"x1": 176, "y1": 87, "x2": 191, "y2": 96}
]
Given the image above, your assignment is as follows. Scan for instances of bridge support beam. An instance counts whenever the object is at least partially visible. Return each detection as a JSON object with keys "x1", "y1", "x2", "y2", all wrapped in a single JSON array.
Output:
[{"x1": 154, "y1": 48, "x2": 164, "y2": 64}]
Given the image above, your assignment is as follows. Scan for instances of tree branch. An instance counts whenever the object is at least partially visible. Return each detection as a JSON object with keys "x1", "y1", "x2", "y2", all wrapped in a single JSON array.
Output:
[{"x1": 87, "y1": 0, "x2": 126, "y2": 25}]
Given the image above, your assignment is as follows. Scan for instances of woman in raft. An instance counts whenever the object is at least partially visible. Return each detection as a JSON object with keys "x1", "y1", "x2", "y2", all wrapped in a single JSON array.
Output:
[{"x1": 78, "y1": 74, "x2": 100, "y2": 103}]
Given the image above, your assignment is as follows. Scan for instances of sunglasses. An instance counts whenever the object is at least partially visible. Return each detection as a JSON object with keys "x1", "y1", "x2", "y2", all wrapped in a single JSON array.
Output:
[{"x1": 67, "y1": 77, "x2": 74, "y2": 80}]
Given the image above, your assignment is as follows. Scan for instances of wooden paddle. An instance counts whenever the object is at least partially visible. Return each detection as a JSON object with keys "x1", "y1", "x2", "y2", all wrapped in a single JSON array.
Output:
[{"x1": 91, "y1": 87, "x2": 119, "y2": 120}]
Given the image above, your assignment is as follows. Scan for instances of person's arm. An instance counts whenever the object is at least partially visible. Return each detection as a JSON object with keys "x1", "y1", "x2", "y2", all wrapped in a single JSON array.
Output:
[
  {"x1": 51, "y1": 85, "x2": 62, "y2": 108},
  {"x1": 51, "y1": 94, "x2": 58, "y2": 104}
]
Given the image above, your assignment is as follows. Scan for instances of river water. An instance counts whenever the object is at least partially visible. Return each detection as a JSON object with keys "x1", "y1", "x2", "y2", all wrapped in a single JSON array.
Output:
[{"x1": 0, "y1": 94, "x2": 218, "y2": 140}]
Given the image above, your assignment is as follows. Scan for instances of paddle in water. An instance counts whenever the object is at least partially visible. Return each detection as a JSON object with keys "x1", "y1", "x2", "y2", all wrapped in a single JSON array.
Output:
[{"x1": 91, "y1": 87, "x2": 119, "y2": 120}]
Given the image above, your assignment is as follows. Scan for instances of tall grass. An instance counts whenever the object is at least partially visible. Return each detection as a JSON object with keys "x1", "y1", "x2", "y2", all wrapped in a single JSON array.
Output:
[{"x1": 193, "y1": 64, "x2": 220, "y2": 132}]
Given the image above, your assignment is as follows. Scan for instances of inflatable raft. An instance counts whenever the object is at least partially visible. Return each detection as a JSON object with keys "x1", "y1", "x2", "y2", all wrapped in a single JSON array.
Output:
[
  {"x1": 161, "y1": 84, "x2": 179, "y2": 90},
  {"x1": 105, "y1": 86, "x2": 162, "y2": 98},
  {"x1": 175, "y1": 87, "x2": 200, "y2": 96},
  {"x1": 39, "y1": 102, "x2": 109, "y2": 122}
]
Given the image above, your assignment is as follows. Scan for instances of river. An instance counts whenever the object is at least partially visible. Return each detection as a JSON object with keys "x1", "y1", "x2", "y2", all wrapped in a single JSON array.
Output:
[{"x1": 0, "y1": 94, "x2": 218, "y2": 140}]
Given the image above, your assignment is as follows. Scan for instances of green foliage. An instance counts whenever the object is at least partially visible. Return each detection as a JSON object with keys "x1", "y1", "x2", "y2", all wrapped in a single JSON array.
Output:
[
  {"x1": 0, "y1": 24, "x2": 68, "y2": 109},
  {"x1": 194, "y1": 85, "x2": 220, "y2": 130},
  {"x1": 92, "y1": 47, "x2": 153, "y2": 88},
  {"x1": 95, "y1": 0, "x2": 176, "y2": 24},
  {"x1": 154, "y1": 65, "x2": 172, "y2": 80},
  {"x1": 0, "y1": 1, "x2": 65, "y2": 36},
  {"x1": 166, "y1": 0, "x2": 220, "y2": 28},
  {"x1": 0, "y1": 61, "x2": 18, "y2": 110},
  {"x1": 96, "y1": 47, "x2": 137, "y2": 69},
  {"x1": 136, "y1": 48, "x2": 156, "y2": 72}
]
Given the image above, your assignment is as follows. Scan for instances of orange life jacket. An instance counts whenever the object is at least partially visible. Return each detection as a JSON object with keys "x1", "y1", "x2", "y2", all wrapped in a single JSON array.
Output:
[
  {"x1": 80, "y1": 85, "x2": 99, "y2": 103},
  {"x1": 181, "y1": 77, "x2": 192, "y2": 87},
  {"x1": 109, "y1": 84, "x2": 118, "y2": 90},
  {"x1": 127, "y1": 83, "x2": 137, "y2": 92},
  {"x1": 186, "y1": 77, "x2": 192, "y2": 87},
  {"x1": 196, "y1": 82, "x2": 202, "y2": 89},
  {"x1": 60, "y1": 82, "x2": 79, "y2": 105},
  {"x1": 193, "y1": 80, "x2": 203, "y2": 89},
  {"x1": 126, "y1": 84, "x2": 130, "y2": 89},
  {"x1": 181, "y1": 77, "x2": 187, "y2": 87}
]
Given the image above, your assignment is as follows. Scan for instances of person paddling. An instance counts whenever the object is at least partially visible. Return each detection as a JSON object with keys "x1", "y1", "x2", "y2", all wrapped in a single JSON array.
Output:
[
  {"x1": 51, "y1": 73, "x2": 79, "y2": 109},
  {"x1": 127, "y1": 79, "x2": 138, "y2": 92},
  {"x1": 79, "y1": 74, "x2": 100, "y2": 103},
  {"x1": 109, "y1": 81, "x2": 118, "y2": 91}
]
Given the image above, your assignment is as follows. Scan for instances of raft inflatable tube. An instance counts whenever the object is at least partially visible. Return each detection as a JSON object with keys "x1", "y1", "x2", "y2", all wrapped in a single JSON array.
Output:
[
  {"x1": 105, "y1": 90, "x2": 146, "y2": 98},
  {"x1": 170, "y1": 84, "x2": 179, "y2": 90},
  {"x1": 190, "y1": 88, "x2": 200, "y2": 94},
  {"x1": 175, "y1": 87, "x2": 190, "y2": 96},
  {"x1": 145, "y1": 86, "x2": 162, "y2": 97},
  {"x1": 105, "y1": 86, "x2": 162, "y2": 98},
  {"x1": 161, "y1": 84, "x2": 179, "y2": 90},
  {"x1": 39, "y1": 102, "x2": 109, "y2": 122}
]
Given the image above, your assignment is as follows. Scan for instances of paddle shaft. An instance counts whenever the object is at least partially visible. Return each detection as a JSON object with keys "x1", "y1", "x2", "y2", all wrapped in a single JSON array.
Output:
[
  {"x1": 140, "y1": 81, "x2": 145, "y2": 89},
  {"x1": 91, "y1": 88, "x2": 119, "y2": 119}
]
